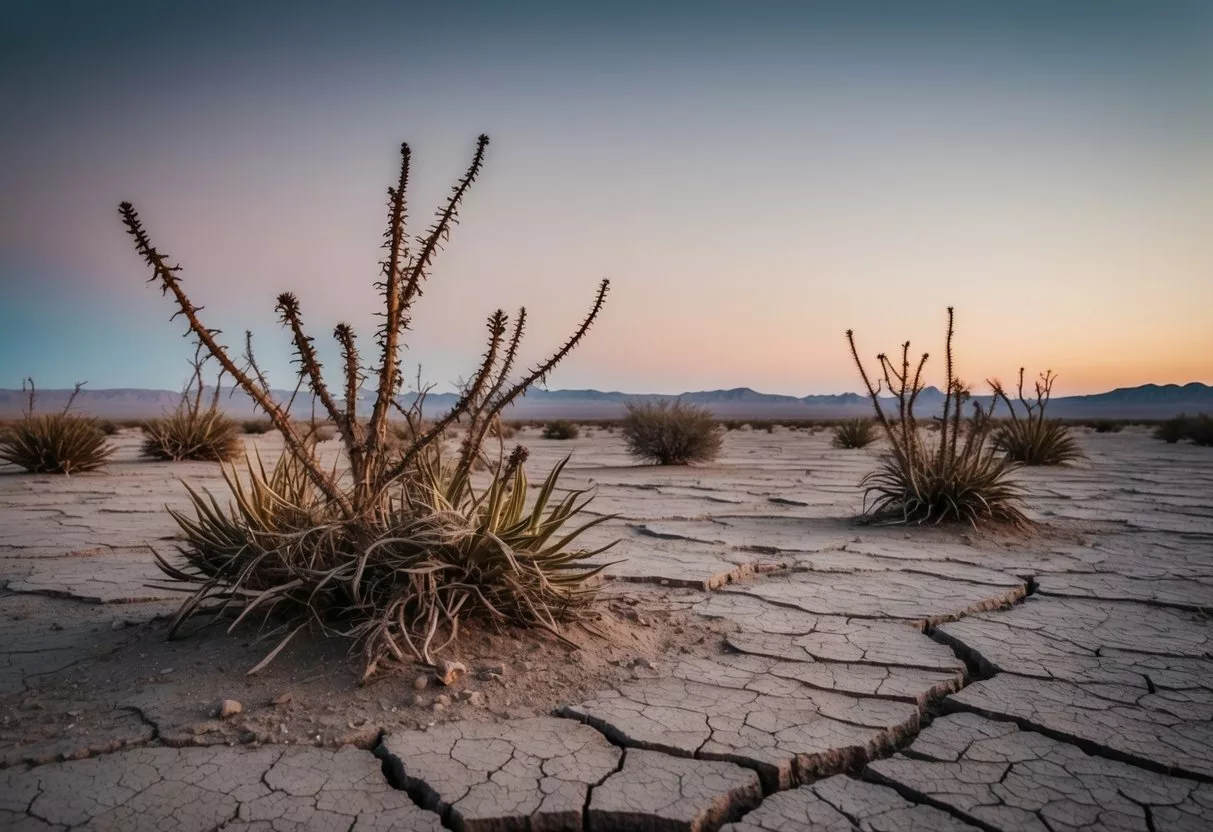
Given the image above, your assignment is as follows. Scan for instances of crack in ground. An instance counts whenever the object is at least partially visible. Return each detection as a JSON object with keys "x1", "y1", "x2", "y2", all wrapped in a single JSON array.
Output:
[
  {"x1": 581, "y1": 745, "x2": 627, "y2": 832},
  {"x1": 373, "y1": 731, "x2": 455, "y2": 831}
]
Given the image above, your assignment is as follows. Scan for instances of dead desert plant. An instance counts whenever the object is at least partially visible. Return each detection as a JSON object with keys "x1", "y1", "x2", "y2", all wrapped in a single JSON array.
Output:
[
  {"x1": 832, "y1": 418, "x2": 878, "y2": 449},
  {"x1": 542, "y1": 420, "x2": 580, "y2": 440},
  {"x1": 846, "y1": 308, "x2": 1028, "y2": 528},
  {"x1": 0, "y1": 380, "x2": 115, "y2": 474},
  {"x1": 121, "y1": 135, "x2": 614, "y2": 677},
  {"x1": 990, "y1": 369, "x2": 1083, "y2": 466},
  {"x1": 140, "y1": 352, "x2": 242, "y2": 462},
  {"x1": 242, "y1": 420, "x2": 273, "y2": 435},
  {"x1": 621, "y1": 400, "x2": 723, "y2": 465}
]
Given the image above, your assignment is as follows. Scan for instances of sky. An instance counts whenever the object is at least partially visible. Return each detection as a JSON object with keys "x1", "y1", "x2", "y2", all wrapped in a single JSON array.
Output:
[{"x1": 2, "y1": 0, "x2": 1211, "y2": 397}]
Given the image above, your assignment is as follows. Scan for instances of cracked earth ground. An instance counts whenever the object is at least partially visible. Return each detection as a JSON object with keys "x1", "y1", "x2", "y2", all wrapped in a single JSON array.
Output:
[{"x1": 1, "y1": 426, "x2": 1210, "y2": 830}]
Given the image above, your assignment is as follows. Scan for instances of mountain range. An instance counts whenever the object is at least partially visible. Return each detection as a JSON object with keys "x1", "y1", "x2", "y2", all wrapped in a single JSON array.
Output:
[{"x1": 2, "y1": 383, "x2": 1210, "y2": 420}]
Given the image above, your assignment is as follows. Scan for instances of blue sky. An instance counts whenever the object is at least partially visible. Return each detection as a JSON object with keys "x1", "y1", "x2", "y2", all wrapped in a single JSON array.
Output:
[{"x1": 2, "y1": 1, "x2": 1211, "y2": 394}]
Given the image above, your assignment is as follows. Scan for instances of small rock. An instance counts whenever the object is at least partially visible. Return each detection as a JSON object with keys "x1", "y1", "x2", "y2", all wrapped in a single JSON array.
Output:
[
  {"x1": 432, "y1": 703, "x2": 445, "y2": 713},
  {"x1": 272, "y1": 692, "x2": 293, "y2": 706},
  {"x1": 479, "y1": 662, "x2": 506, "y2": 677},
  {"x1": 158, "y1": 667, "x2": 174, "y2": 676},
  {"x1": 413, "y1": 674, "x2": 430, "y2": 691},
  {"x1": 217, "y1": 699, "x2": 243, "y2": 719},
  {"x1": 434, "y1": 660, "x2": 467, "y2": 686},
  {"x1": 464, "y1": 691, "x2": 486, "y2": 707},
  {"x1": 519, "y1": 661, "x2": 535, "y2": 672},
  {"x1": 434, "y1": 694, "x2": 451, "y2": 707},
  {"x1": 110, "y1": 619, "x2": 126, "y2": 631}
]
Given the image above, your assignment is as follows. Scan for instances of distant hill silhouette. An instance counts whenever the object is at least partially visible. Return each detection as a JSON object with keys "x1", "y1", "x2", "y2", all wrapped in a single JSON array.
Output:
[{"x1": 3, "y1": 382, "x2": 1209, "y2": 420}]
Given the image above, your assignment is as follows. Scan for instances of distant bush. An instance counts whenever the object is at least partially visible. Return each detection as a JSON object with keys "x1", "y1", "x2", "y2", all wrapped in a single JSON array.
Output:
[
  {"x1": 1187, "y1": 414, "x2": 1213, "y2": 447},
  {"x1": 542, "y1": 420, "x2": 580, "y2": 440},
  {"x1": 1090, "y1": 420, "x2": 1124, "y2": 434},
  {"x1": 1154, "y1": 415, "x2": 1188, "y2": 444},
  {"x1": 0, "y1": 380, "x2": 115, "y2": 474},
  {"x1": 832, "y1": 418, "x2": 878, "y2": 449},
  {"x1": 1151, "y1": 413, "x2": 1212, "y2": 446},
  {"x1": 97, "y1": 419, "x2": 119, "y2": 436},
  {"x1": 141, "y1": 358, "x2": 241, "y2": 462},
  {"x1": 302, "y1": 423, "x2": 336, "y2": 444},
  {"x1": 242, "y1": 420, "x2": 273, "y2": 435},
  {"x1": 621, "y1": 400, "x2": 722, "y2": 465},
  {"x1": 991, "y1": 369, "x2": 1083, "y2": 466}
]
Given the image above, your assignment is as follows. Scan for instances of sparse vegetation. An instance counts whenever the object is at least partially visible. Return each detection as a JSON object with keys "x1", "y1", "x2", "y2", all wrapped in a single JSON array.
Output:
[
  {"x1": 832, "y1": 418, "x2": 878, "y2": 449},
  {"x1": 140, "y1": 353, "x2": 242, "y2": 462},
  {"x1": 0, "y1": 380, "x2": 115, "y2": 474},
  {"x1": 846, "y1": 308, "x2": 1028, "y2": 528},
  {"x1": 121, "y1": 135, "x2": 615, "y2": 677},
  {"x1": 241, "y1": 420, "x2": 272, "y2": 435},
  {"x1": 990, "y1": 369, "x2": 1083, "y2": 466},
  {"x1": 1090, "y1": 420, "x2": 1124, "y2": 434},
  {"x1": 1189, "y1": 414, "x2": 1213, "y2": 446},
  {"x1": 542, "y1": 420, "x2": 580, "y2": 440},
  {"x1": 621, "y1": 400, "x2": 723, "y2": 465},
  {"x1": 1154, "y1": 413, "x2": 1212, "y2": 446}
]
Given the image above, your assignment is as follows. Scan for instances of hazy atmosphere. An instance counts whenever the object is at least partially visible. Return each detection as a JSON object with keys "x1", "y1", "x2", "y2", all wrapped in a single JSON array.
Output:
[{"x1": 2, "y1": 0, "x2": 1211, "y2": 395}]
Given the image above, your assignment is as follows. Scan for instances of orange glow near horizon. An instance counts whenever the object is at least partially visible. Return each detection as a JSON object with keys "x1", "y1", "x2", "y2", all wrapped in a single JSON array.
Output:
[{"x1": 1, "y1": 3, "x2": 1210, "y2": 395}]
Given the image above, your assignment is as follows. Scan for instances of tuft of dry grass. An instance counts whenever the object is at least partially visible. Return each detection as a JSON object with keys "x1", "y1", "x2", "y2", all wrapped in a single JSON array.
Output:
[
  {"x1": 846, "y1": 308, "x2": 1028, "y2": 528},
  {"x1": 0, "y1": 380, "x2": 114, "y2": 474},
  {"x1": 991, "y1": 369, "x2": 1083, "y2": 466},
  {"x1": 121, "y1": 135, "x2": 613, "y2": 678},
  {"x1": 832, "y1": 418, "x2": 878, "y2": 449},
  {"x1": 621, "y1": 400, "x2": 722, "y2": 465}
]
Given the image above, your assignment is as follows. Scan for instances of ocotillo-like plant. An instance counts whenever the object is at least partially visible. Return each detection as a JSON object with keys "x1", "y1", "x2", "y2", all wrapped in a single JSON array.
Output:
[
  {"x1": 120, "y1": 136, "x2": 615, "y2": 677},
  {"x1": 990, "y1": 369, "x2": 1082, "y2": 466},
  {"x1": 846, "y1": 308, "x2": 1028, "y2": 527}
]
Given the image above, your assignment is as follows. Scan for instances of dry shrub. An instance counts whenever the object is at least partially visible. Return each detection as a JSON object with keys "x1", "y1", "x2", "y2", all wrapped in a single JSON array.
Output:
[
  {"x1": 0, "y1": 380, "x2": 115, "y2": 474},
  {"x1": 832, "y1": 418, "x2": 878, "y2": 449},
  {"x1": 121, "y1": 135, "x2": 614, "y2": 677},
  {"x1": 846, "y1": 308, "x2": 1028, "y2": 528},
  {"x1": 621, "y1": 400, "x2": 722, "y2": 465},
  {"x1": 1154, "y1": 413, "x2": 1213, "y2": 446},
  {"x1": 542, "y1": 420, "x2": 580, "y2": 440},
  {"x1": 991, "y1": 369, "x2": 1083, "y2": 466},
  {"x1": 1188, "y1": 414, "x2": 1213, "y2": 446},
  {"x1": 1090, "y1": 420, "x2": 1124, "y2": 434},
  {"x1": 140, "y1": 354, "x2": 241, "y2": 462},
  {"x1": 242, "y1": 420, "x2": 273, "y2": 435}
]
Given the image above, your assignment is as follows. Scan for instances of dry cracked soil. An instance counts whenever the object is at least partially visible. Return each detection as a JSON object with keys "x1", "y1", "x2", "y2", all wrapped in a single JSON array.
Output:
[{"x1": 1, "y1": 425, "x2": 1211, "y2": 831}]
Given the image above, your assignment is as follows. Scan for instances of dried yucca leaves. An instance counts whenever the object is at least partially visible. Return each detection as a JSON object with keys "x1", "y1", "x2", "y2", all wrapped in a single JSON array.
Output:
[{"x1": 156, "y1": 447, "x2": 616, "y2": 678}]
